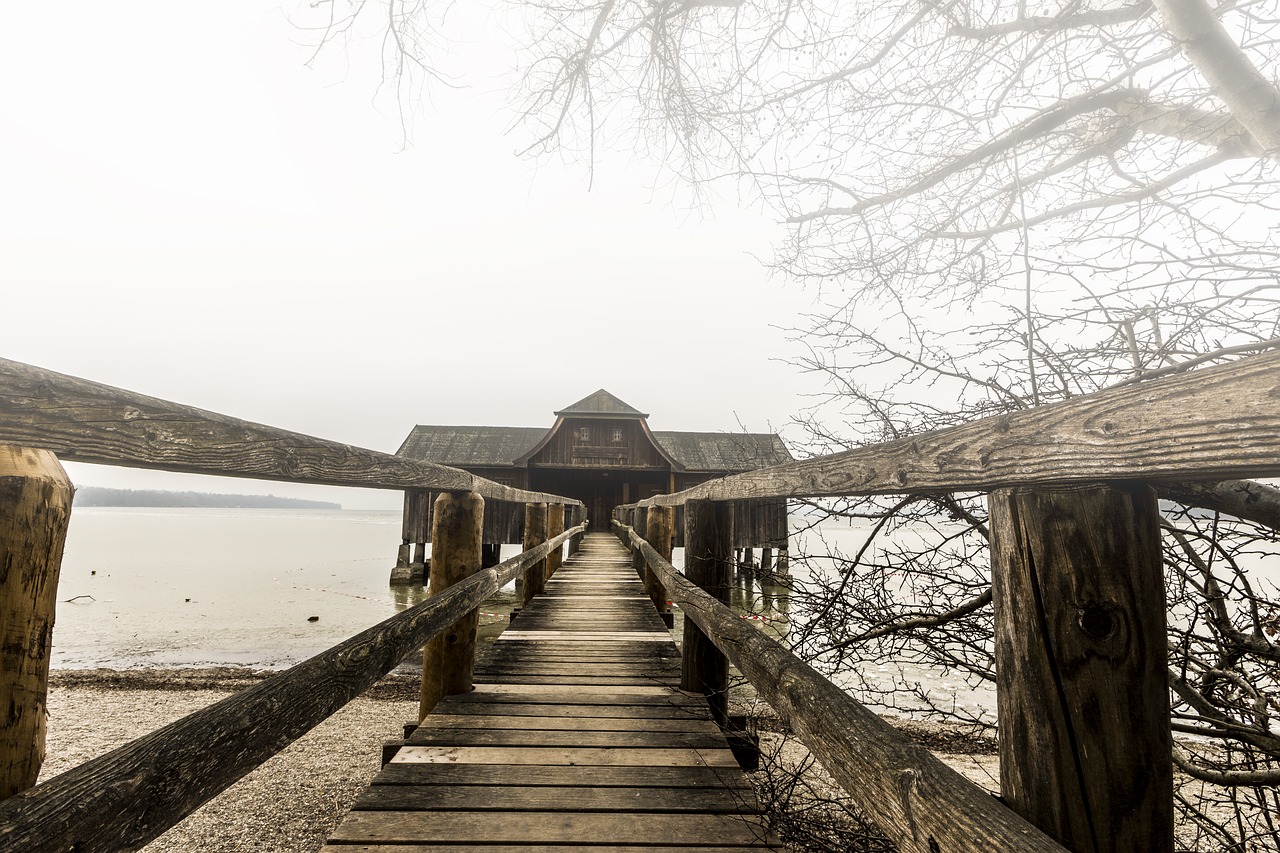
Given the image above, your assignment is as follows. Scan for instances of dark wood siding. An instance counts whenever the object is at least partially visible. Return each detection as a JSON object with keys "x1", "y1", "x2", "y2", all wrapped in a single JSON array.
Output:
[{"x1": 529, "y1": 418, "x2": 667, "y2": 469}]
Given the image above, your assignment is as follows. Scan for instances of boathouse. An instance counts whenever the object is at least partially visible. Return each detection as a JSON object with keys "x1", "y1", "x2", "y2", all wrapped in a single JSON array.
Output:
[{"x1": 392, "y1": 390, "x2": 793, "y2": 572}]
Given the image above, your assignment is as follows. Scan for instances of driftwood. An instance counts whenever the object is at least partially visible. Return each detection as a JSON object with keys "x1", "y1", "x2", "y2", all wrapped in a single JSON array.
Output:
[
  {"x1": 621, "y1": 524, "x2": 1067, "y2": 853},
  {"x1": 0, "y1": 524, "x2": 583, "y2": 853},
  {"x1": 0, "y1": 358, "x2": 578, "y2": 506},
  {"x1": 628, "y1": 348, "x2": 1280, "y2": 507}
]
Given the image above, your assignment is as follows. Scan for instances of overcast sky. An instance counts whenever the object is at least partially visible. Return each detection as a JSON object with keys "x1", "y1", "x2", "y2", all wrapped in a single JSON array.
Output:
[{"x1": 1, "y1": 3, "x2": 827, "y2": 509}]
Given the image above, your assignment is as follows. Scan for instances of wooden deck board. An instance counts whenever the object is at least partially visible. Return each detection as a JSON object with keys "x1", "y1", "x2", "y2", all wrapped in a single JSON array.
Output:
[{"x1": 324, "y1": 533, "x2": 781, "y2": 850}]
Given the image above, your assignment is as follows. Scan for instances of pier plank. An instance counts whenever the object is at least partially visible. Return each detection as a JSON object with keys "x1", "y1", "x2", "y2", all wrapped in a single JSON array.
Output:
[{"x1": 324, "y1": 533, "x2": 781, "y2": 850}]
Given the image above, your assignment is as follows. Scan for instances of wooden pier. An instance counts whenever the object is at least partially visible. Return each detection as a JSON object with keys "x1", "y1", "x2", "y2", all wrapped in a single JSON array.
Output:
[
  {"x1": 321, "y1": 532, "x2": 781, "y2": 851},
  {"x1": 5, "y1": 354, "x2": 1280, "y2": 853}
]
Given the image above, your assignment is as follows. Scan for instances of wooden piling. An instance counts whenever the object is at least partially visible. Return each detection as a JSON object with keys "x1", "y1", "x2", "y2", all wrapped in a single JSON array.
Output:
[
  {"x1": 644, "y1": 506, "x2": 673, "y2": 619},
  {"x1": 521, "y1": 503, "x2": 547, "y2": 608},
  {"x1": 630, "y1": 507, "x2": 648, "y2": 582},
  {"x1": 546, "y1": 504, "x2": 565, "y2": 581},
  {"x1": 0, "y1": 446, "x2": 73, "y2": 799},
  {"x1": 419, "y1": 491, "x2": 484, "y2": 719},
  {"x1": 682, "y1": 500, "x2": 733, "y2": 726},
  {"x1": 395, "y1": 491, "x2": 412, "y2": 568},
  {"x1": 989, "y1": 483, "x2": 1171, "y2": 853}
]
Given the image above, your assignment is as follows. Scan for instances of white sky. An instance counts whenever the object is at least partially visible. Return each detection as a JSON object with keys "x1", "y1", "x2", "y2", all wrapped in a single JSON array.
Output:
[{"x1": 1, "y1": 2, "x2": 825, "y2": 509}]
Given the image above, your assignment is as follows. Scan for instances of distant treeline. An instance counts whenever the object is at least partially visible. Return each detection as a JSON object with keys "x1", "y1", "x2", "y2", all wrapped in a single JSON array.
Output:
[{"x1": 74, "y1": 487, "x2": 341, "y2": 510}]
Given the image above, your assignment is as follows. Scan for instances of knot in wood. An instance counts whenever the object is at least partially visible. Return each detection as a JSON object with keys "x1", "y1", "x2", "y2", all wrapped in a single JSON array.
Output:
[{"x1": 1076, "y1": 603, "x2": 1116, "y2": 641}]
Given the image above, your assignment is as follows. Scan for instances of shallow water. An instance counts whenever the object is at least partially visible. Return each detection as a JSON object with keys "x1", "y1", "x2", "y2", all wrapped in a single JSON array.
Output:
[{"x1": 54, "y1": 507, "x2": 488, "y2": 669}]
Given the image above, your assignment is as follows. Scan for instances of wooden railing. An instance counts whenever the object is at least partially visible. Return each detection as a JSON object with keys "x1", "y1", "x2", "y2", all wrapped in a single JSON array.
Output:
[
  {"x1": 0, "y1": 357, "x2": 583, "y2": 852},
  {"x1": 4, "y1": 350, "x2": 1280, "y2": 853},
  {"x1": 612, "y1": 347, "x2": 1280, "y2": 853}
]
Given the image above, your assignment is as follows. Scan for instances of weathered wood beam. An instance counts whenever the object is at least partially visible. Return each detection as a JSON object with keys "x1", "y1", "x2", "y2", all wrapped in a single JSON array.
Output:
[
  {"x1": 643, "y1": 505, "x2": 673, "y2": 617},
  {"x1": 546, "y1": 504, "x2": 564, "y2": 581},
  {"x1": 632, "y1": 348, "x2": 1280, "y2": 507},
  {"x1": 680, "y1": 502, "x2": 732, "y2": 728},
  {"x1": 521, "y1": 503, "x2": 548, "y2": 608},
  {"x1": 0, "y1": 358, "x2": 579, "y2": 506},
  {"x1": 0, "y1": 522, "x2": 584, "y2": 853},
  {"x1": 623, "y1": 524, "x2": 1068, "y2": 853},
  {"x1": 420, "y1": 492, "x2": 484, "y2": 719},
  {"x1": 0, "y1": 447, "x2": 73, "y2": 800},
  {"x1": 990, "y1": 484, "x2": 1171, "y2": 852}
]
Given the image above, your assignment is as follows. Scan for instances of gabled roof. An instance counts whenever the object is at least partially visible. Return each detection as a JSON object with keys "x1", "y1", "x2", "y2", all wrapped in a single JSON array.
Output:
[
  {"x1": 653, "y1": 431, "x2": 793, "y2": 472},
  {"x1": 396, "y1": 426, "x2": 546, "y2": 467},
  {"x1": 396, "y1": 423, "x2": 794, "y2": 473},
  {"x1": 555, "y1": 389, "x2": 648, "y2": 419}
]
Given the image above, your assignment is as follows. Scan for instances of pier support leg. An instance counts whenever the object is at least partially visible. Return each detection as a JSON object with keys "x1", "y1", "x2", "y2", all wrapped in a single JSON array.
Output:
[
  {"x1": 419, "y1": 490, "x2": 483, "y2": 719},
  {"x1": 644, "y1": 506, "x2": 673, "y2": 627},
  {"x1": 546, "y1": 504, "x2": 565, "y2": 582},
  {"x1": 683, "y1": 500, "x2": 733, "y2": 727},
  {"x1": 0, "y1": 446, "x2": 73, "y2": 799},
  {"x1": 393, "y1": 490, "x2": 430, "y2": 585},
  {"x1": 521, "y1": 503, "x2": 547, "y2": 609},
  {"x1": 990, "y1": 484, "x2": 1171, "y2": 853}
]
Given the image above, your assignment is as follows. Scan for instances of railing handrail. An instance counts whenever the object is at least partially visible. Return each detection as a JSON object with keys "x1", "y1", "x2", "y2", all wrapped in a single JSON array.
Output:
[
  {"x1": 615, "y1": 520, "x2": 1067, "y2": 853},
  {"x1": 0, "y1": 523, "x2": 585, "y2": 853},
  {"x1": 621, "y1": 347, "x2": 1280, "y2": 510},
  {"x1": 0, "y1": 357, "x2": 581, "y2": 506}
]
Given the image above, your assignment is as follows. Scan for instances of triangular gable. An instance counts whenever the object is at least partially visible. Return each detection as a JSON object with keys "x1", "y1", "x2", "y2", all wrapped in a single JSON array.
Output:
[{"x1": 554, "y1": 389, "x2": 649, "y2": 419}]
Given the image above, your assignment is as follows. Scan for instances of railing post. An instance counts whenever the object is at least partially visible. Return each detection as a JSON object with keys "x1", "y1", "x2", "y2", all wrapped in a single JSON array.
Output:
[
  {"x1": 630, "y1": 507, "x2": 648, "y2": 581},
  {"x1": 989, "y1": 483, "x2": 1171, "y2": 853},
  {"x1": 419, "y1": 490, "x2": 484, "y2": 719},
  {"x1": 682, "y1": 499, "x2": 733, "y2": 727},
  {"x1": 521, "y1": 502, "x2": 547, "y2": 608},
  {"x1": 568, "y1": 505, "x2": 583, "y2": 555},
  {"x1": 0, "y1": 446, "x2": 73, "y2": 799},
  {"x1": 546, "y1": 504, "x2": 565, "y2": 581},
  {"x1": 644, "y1": 506, "x2": 673, "y2": 626}
]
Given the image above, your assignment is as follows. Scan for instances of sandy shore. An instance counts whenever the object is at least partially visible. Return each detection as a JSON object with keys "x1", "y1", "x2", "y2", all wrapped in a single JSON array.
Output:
[
  {"x1": 42, "y1": 669, "x2": 419, "y2": 853},
  {"x1": 38, "y1": 668, "x2": 997, "y2": 853}
]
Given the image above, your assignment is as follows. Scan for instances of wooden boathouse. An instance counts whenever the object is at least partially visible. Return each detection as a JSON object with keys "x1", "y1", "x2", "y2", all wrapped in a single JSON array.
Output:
[{"x1": 391, "y1": 389, "x2": 793, "y2": 582}]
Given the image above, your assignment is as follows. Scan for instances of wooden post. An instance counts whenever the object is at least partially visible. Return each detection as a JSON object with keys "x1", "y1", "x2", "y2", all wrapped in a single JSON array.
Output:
[
  {"x1": 644, "y1": 506, "x2": 673, "y2": 621},
  {"x1": 0, "y1": 446, "x2": 73, "y2": 799},
  {"x1": 630, "y1": 507, "x2": 648, "y2": 581},
  {"x1": 568, "y1": 505, "x2": 583, "y2": 555},
  {"x1": 989, "y1": 483, "x2": 1171, "y2": 853},
  {"x1": 390, "y1": 490, "x2": 417, "y2": 584},
  {"x1": 521, "y1": 502, "x2": 547, "y2": 608},
  {"x1": 682, "y1": 499, "x2": 733, "y2": 726},
  {"x1": 419, "y1": 491, "x2": 483, "y2": 719},
  {"x1": 742, "y1": 547, "x2": 755, "y2": 569},
  {"x1": 760, "y1": 546, "x2": 773, "y2": 571},
  {"x1": 546, "y1": 504, "x2": 565, "y2": 581},
  {"x1": 396, "y1": 491, "x2": 412, "y2": 568}
]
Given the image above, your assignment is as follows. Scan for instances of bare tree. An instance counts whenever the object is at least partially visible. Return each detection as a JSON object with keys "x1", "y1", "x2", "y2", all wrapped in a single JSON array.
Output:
[{"x1": 307, "y1": 0, "x2": 1280, "y2": 847}]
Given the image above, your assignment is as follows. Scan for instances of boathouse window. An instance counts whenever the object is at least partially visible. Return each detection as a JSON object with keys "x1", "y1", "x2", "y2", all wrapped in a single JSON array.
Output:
[
  {"x1": 611, "y1": 428, "x2": 624, "y2": 444},
  {"x1": 577, "y1": 427, "x2": 590, "y2": 443}
]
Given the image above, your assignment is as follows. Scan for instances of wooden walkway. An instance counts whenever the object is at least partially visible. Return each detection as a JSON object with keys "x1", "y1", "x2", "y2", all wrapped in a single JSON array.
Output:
[{"x1": 321, "y1": 532, "x2": 782, "y2": 851}]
